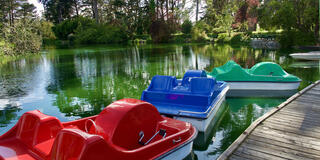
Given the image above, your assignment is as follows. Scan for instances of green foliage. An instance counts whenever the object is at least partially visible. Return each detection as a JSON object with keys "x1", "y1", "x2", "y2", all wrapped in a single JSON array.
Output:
[
  {"x1": 171, "y1": 34, "x2": 192, "y2": 43},
  {"x1": 75, "y1": 24, "x2": 128, "y2": 44},
  {"x1": 0, "y1": 38, "x2": 14, "y2": 55},
  {"x1": 181, "y1": 19, "x2": 193, "y2": 34},
  {"x1": 216, "y1": 33, "x2": 230, "y2": 43},
  {"x1": 1, "y1": 19, "x2": 42, "y2": 55},
  {"x1": 230, "y1": 33, "x2": 251, "y2": 44},
  {"x1": 278, "y1": 31, "x2": 316, "y2": 48},
  {"x1": 258, "y1": 0, "x2": 318, "y2": 40},
  {"x1": 215, "y1": 3, "x2": 237, "y2": 36},
  {"x1": 53, "y1": 17, "x2": 128, "y2": 44},
  {"x1": 53, "y1": 17, "x2": 94, "y2": 40},
  {"x1": 41, "y1": 0, "x2": 74, "y2": 23},
  {"x1": 216, "y1": 32, "x2": 251, "y2": 44},
  {"x1": 191, "y1": 21, "x2": 211, "y2": 42},
  {"x1": 39, "y1": 21, "x2": 56, "y2": 41}
]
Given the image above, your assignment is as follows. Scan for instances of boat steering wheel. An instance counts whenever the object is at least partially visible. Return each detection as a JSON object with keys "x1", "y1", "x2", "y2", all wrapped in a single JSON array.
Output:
[{"x1": 85, "y1": 119, "x2": 97, "y2": 134}]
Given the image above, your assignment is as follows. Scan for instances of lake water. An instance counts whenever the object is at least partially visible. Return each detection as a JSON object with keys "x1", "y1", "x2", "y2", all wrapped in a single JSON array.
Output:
[{"x1": 0, "y1": 44, "x2": 319, "y2": 159}]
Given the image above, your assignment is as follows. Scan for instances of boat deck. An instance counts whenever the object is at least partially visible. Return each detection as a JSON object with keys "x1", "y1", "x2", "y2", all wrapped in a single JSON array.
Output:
[{"x1": 218, "y1": 80, "x2": 320, "y2": 160}]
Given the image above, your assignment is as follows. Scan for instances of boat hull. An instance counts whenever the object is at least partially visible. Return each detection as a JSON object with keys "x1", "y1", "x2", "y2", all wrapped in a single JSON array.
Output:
[
  {"x1": 157, "y1": 138, "x2": 194, "y2": 160},
  {"x1": 174, "y1": 86, "x2": 228, "y2": 132},
  {"x1": 290, "y1": 52, "x2": 320, "y2": 60},
  {"x1": 226, "y1": 81, "x2": 300, "y2": 91}
]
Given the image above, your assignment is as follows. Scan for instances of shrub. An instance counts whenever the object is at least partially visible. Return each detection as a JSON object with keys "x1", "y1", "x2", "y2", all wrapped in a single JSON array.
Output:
[
  {"x1": 181, "y1": 19, "x2": 193, "y2": 34},
  {"x1": 278, "y1": 30, "x2": 316, "y2": 48},
  {"x1": 191, "y1": 21, "x2": 211, "y2": 42},
  {"x1": 230, "y1": 32, "x2": 251, "y2": 44},
  {"x1": 0, "y1": 38, "x2": 14, "y2": 55},
  {"x1": 1, "y1": 19, "x2": 42, "y2": 55},
  {"x1": 74, "y1": 23, "x2": 128, "y2": 44},
  {"x1": 53, "y1": 17, "x2": 95, "y2": 40},
  {"x1": 53, "y1": 17, "x2": 128, "y2": 44},
  {"x1": 171, "y1": 34, "x2": 192, "y2": 43},
  {"x1": 216, "y1": 33, "x2": 230, "y2": 43},
  {"x1": 40, "y1": 21, "x2": 56, "y2": 41}
]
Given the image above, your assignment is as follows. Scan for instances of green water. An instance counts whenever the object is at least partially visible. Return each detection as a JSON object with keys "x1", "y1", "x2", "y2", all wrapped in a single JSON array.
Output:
[{"x1": 0, "y1": 44, "x2": 319, "y2": 159}]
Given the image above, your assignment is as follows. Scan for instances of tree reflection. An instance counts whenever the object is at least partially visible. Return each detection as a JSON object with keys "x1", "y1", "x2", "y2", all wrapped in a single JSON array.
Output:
[
  {"x1": 47, "y1": 44, "x2": 213, "y2": 117},
  {"x1": 201, "y1": 98, "x2": 284, "y2": 157}
]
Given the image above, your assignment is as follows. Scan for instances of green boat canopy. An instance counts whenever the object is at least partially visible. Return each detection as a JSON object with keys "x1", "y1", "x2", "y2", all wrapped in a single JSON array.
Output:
[{"x1": 207, "y1": 60, "x2": 301, "y2": 82}]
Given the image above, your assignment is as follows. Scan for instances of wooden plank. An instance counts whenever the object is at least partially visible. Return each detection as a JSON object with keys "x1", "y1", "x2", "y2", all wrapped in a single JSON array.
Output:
[
  {"x1": 217, "y1": 81, "x2": 320, "y2": 160},
  {"x1": 305, "y1": 90, "x2": 320, "y2": 95},
  {"x1": 282, "y1": 106, "x2": 320, "y2": 114},
  {"x1": 256, "y1": 125, "x2": 320, "y2": 145},
  {"x1": 290, "y1": 100, "x2": 320, "y2": 108},
  {"x1": 286, "y1": 101, "x2": 320, "y2": 110},
  {"x1": 242, "y1": 138, "x2": 311, "y2": 160},
  {"x1": 252, "y1": 129, "x2": 320, "y2": 151},
  {"x1": 268, "y1": 112, "x2": 320, "y2": 125},
  {"x1": 296, "y1": 96, "x2": 320, "y2": 104},
  {"x1": 265, "y1": 117, "x2": 320, "y2": 131},
  {"x1": 275, "y1": 110, "x2": 320, "y2": 121},
  {"x1": 255, "y1": 125, "x2": 320, "y2": 147},
  {"x1": 228, "y1": 154, "x2": 250, "y2": 160},
  {"x1": 245, "y1": 137, "x2": 320, "y2": 159},
  {"x1": 304, "y1": 92, "x2": 320, "y2": 97},
  {"x1": 261, "y1": 121, "x2": 320, "y2": 138},
  {"x1": 267, "y1": 114, "x2": 320, "y2": 127},
  {"x1": 232, "y1": 152, "x2": 267, "y2": 160},
  {"x1": 249, "y1": 134, "x2": 320, "y2": 157},
  {"x1": 312, "y1": 87, "x2": 320, "y2": 91},
  {"x1": 234, "y1": 146, "x2": 288, "y2": 160}
]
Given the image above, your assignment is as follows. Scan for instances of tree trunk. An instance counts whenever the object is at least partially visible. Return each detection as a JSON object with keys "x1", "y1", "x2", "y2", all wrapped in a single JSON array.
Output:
[
  {"x1": 171, "y1": 0, "x2": 174, "y2": 14},
  {"x1": 92, "y1": 0, "x2": 99, "y2": 23},
  {"x1": 166, "y1": 0, "x2": 169, "y2": 20},
  {"x1": 74, "y1": 0, "x2": 79, "y2": 17},
  {"x1": 316, "y1": 3, "x2": 319, "y2": 39},
  {"x1": 9, "y1": 0, "x2": 13, "y2": 26},
  {"x1": 196, "y1": 0, "x2": 199, "y2": 21},
  {"x1": 58, "y1": 6, "x2": 63, "y2": 23},
  {"x1": 317, "y1": 0, "x2": 320, "y2": 40}
]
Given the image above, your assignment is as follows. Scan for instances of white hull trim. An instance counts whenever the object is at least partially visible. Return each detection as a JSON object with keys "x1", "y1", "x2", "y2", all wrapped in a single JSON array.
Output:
[
  {"x1": 160, "y1": 141, "x2": 194, "y2": 160},
  {"x1": 227, "y1": 81, "x2": 300, "y2": 91},
  {"x1": 174, "y1": 91, "x2": 226, "y2": 132},
  {"x1": 290, "y1": 52, "x2": 320, "y2": 60}
]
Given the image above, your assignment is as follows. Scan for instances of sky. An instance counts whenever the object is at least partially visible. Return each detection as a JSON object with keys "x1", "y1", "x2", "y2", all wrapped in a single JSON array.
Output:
[{"x1": 28, "y1": 0, "x2": 44, "y2": 16}]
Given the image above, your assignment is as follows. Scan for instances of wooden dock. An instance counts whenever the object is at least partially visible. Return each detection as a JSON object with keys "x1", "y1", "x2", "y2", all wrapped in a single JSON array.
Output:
[{"x1": 218, "y1": 80, "x2": 320, "y2": 160}]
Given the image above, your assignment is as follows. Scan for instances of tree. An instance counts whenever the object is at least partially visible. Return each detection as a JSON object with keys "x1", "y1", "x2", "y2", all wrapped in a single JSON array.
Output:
[
  {"x1": 0, "y1": 0, "x2": 38, "y2": 26},
  {"x1": 259, "y1": 0, "x2": 317, "y2": 34},
  {"x1": 182, "y1": 19, "x2": 193, "y2": 34},
  {"x1": 40, "y1": 0, "x2": 74, "y2": 23},
  {"x1": 16, "y1": 3, "x2": 37, "y2": 20}
]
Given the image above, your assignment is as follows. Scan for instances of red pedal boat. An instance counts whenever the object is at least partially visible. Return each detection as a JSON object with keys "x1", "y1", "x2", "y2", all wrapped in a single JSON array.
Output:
[{"x1": 0, "y1": 99, "x2": 197, "y2": 160}]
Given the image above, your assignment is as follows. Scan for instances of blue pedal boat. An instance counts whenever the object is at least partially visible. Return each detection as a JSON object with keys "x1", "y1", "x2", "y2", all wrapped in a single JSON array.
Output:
[{"x1": 141, "y1": 70, "x2": 229, "y2": 132}]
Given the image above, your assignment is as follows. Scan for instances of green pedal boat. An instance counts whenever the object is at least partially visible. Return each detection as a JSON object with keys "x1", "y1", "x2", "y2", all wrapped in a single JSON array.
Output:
[{"x1": 207, "y1": 60, "x2": 301, "y2": 93}]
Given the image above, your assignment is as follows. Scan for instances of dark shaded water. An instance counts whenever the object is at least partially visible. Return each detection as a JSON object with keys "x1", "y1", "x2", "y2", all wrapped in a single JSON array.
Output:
[{"x1": 0, "y1": 44, "x2": 319, "y2": 159}]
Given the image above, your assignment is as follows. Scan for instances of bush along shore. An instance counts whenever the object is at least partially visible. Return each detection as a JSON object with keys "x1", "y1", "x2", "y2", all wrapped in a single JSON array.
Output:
[{"x1": 0, "y1": 0, "x2": 318, "y2": 57}]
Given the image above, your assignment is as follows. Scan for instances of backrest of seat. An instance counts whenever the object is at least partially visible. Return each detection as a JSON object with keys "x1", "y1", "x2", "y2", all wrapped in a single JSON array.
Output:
[
  {"x1": 51, "y1": 128, "x2": 108, "y2": 160},
  {"x1": 182, "y1": 70, "x2": 207, "y2": 86},
  {"x1": 190, "y1": 77, "x2": 215, "y2": 94},
  {"x1": 93, "y1": 99, "x2": 163, "y2": 150},
  {"x1": 112, "y1": 103, "x2": 162, "y2": 150},
  {"x1": 16, "y1": 110, "x2": 63, "y2": 147},
  {"x1": 148, "y1": 76, "x2": 176, "y2": 91}
]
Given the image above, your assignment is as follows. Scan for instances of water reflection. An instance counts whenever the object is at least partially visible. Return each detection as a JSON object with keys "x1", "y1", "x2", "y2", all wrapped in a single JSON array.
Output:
[
  {"x1": 0, "y1": 44, "x2": 319, "y2": 159},
  {"x1": 194, "y1": 97, "x2": 285, "y2": 159}
]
